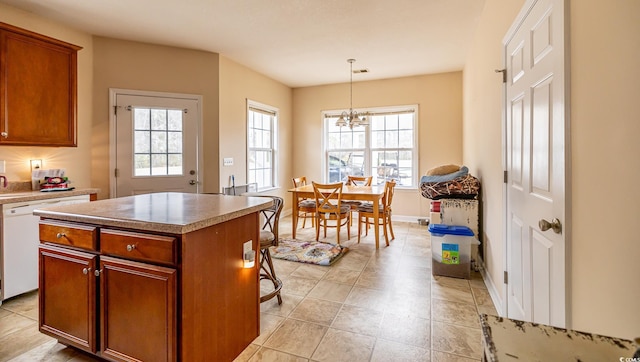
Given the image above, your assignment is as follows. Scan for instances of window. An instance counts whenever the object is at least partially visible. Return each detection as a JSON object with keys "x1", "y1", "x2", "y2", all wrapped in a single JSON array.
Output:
[
  {"x1": 247, "y1": 101, "x2": 277, "y2": 190},
  {"x1": 324, "y1": 105, "x2": 417, "y2": 187},
  {"x1": 133, "y1": 107, "x2": 184, "y2": 176}
]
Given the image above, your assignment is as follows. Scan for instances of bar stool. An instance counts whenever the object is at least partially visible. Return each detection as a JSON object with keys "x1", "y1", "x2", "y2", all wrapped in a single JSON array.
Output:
[{"x1": 258, "y1": 196, "x2": 284, "y2": 304}]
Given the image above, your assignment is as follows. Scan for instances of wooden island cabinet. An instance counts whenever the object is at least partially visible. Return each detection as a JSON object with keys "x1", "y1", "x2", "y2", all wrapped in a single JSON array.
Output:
[{"x1": 34, "y1": 193, "x2": 272, "y2": 362}]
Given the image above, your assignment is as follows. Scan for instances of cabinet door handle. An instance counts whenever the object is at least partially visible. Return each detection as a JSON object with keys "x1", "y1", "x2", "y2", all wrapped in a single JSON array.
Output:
[
  {"x1": 94, "y1": 269, "x2": 102, "y2": 276},
  {"x1": 1, "y1": 132, "x2": 7, "y2": 138},
  {"x1": 82, "y1": 267, "x2": 91, "y2": 275},
  {"x1": 126, "y1": 244, "x2": 136, "y2": 252},
  {"x1": 56, "y1": 232, "x2": 66, "y2": 239}
]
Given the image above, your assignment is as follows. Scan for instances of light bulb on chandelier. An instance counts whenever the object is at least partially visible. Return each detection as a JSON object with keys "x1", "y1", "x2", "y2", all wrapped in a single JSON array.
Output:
[{"x1": 336, "y1": 59, "x2": 369, "y2": 129}]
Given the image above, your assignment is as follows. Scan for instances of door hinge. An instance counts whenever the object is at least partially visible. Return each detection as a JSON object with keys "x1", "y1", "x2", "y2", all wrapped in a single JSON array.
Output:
[
  {"x1": 114, "y1": 168, "x2": 119, "y2": 178},
  {"x1": 114, "y1": 105, "x2": 118, "y2": 116},
  {"x1": 504, "y1": 271, "x2": 508, "y2": 284},
  {"x1": 503, "y1": 170, "x2": 508, "y2": 183},
  {"x1": 495, "y1": 68, "x2": 506, "y2": 83}
]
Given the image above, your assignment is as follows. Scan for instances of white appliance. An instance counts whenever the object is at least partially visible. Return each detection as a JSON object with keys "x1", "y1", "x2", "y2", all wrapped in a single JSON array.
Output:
[{"x1": 1, "y1": 194, "x2": 90, "y2": 303}]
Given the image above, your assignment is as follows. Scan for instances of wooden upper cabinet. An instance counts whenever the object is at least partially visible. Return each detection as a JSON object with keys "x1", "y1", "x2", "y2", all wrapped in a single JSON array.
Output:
[{"x1": 0, "y1": 22, "x2": 81, "y2": 147}]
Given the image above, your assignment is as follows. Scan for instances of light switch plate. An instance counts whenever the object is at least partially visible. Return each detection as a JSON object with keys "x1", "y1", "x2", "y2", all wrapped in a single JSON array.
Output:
[
  {"x1": 0, "y1": 160, "x2": 5, "y2": 173},
  {"x1": 223, "y1": 158, "x2": 234, "y2": 166}
]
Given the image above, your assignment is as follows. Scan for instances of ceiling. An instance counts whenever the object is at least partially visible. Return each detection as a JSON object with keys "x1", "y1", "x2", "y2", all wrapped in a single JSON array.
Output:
[{"x1": 1, "y1": 0, "x2": 485, "y2": 88}]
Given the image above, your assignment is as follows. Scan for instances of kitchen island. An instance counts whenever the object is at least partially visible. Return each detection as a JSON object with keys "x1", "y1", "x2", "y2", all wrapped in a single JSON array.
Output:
[{"x1": 33, "y1": 192, "x2": 272, "y2": 362}]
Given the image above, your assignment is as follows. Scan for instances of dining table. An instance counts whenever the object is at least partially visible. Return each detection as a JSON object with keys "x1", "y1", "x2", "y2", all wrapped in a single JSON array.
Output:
[{"x1": 288, "y1": 184, "x2": 387, "y2": 249}]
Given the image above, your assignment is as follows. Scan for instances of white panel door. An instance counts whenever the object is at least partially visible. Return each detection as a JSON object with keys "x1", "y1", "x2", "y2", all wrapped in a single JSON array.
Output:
[
  {"x1": 504, "y1": 0, "x2": 569, "y2": 328},
  {"x1": 114, "y1": 93, "x2": 200, "y2": 197}
]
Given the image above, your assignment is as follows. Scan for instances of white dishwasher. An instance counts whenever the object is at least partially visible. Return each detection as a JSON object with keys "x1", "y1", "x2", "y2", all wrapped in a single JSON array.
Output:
[{"x1": 1, "y1": 194, "x2": 90, "y2": 303}]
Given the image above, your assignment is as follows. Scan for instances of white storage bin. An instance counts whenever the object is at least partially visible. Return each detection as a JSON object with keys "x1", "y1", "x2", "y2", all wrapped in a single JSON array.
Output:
[{"x1": 429, "y1": 224, "x2": 479, "y2": 279}]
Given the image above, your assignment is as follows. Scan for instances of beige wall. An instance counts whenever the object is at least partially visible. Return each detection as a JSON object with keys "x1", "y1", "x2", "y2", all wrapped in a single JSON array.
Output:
[
  {"x1": 92, "y1": 37, "x2": 220, "y2": 198},
  {"x1": 568, "y1": 0, "x2": 640, "y2": 339},
  {"x1": 0, "y1": 4, "x2": 93, "y2": 188},
  {"x1": 463, "y1": 0, "x2": 524, "y2": 316},
  {"x1": 218, "y1": 56, "x2": 293, "y2": 203},
  {"x1": 464, "y1": 0, "x2": 640, "y2": 339},
  {"x1": 293, "y1": 73, "x2": 463, "y2": 218}
]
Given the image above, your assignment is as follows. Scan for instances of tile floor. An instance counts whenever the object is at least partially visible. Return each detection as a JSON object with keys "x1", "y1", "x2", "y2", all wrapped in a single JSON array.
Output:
[{"x1": 0, "y1": 215, "x2": 497, "y2": 362}]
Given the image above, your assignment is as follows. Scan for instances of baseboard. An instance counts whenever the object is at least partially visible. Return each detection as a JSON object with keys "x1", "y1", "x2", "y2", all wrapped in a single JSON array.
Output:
[
  {"x1": 390, "y1": 214, "x2": 426, "y2": 224},
  {"x1": 477, "y1": 256, "x2": 505, "y2": 317}
]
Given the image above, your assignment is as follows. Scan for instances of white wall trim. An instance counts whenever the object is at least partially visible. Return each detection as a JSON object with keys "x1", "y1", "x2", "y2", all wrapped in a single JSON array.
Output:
[{"x1": 478, "y1": 256, "x2": 505, "y2": 317}]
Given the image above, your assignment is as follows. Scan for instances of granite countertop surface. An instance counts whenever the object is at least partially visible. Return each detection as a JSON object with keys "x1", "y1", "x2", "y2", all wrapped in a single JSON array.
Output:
[
  {"x1": 33, "y1": 192, "x2": 273, "y2": 234},
  {"x1": 0, "y1": 188, "x2": 100, "y2": 205},
  {"x1": 480, "y1": 314, "x2": 638, "y2": 361}
]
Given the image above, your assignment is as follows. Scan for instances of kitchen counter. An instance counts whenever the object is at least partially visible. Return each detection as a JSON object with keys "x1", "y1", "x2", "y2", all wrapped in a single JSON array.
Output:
[
  {"x1": 0, "y1": 188, "x2": 99, "y2": 204},
  {"x1": 36, "y1": 192, "x2": 272, "y2": 361},
  {"x1": 480, "y1": 314, "x2": 637, "y2": 361},
  {"x1": 33, "y1": 192, "x2": 272, "y2": 234}
]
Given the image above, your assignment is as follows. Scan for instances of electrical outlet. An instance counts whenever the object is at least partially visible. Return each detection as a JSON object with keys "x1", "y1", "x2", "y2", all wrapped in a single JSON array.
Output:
[
  {"x1": 243, "y1": 240, "x2": 253, "y2": 254},
  {"x1": 223, "y1": 158, "x2": 234, "y2": 166},
  {"x1": 243, "y1": 240, "x2": 255, "y2": 268}
]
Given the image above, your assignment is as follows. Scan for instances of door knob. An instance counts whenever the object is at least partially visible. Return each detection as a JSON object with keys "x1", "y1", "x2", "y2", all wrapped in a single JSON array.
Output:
[
  {"x1": 539, "y1": 218, "x2": 562, "y2": 234},
  {"x1": 189, "y1": 180, "x2": 197, "y2": 185}
]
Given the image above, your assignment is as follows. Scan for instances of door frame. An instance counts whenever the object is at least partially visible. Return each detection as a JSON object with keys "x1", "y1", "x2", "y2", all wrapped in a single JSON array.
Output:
[
  {"x1": 108, "y1": 88, "x2": 204, "y2": 198},
  {"x1": 501, "y1": 0, "x2": 572, "y2": 326}
]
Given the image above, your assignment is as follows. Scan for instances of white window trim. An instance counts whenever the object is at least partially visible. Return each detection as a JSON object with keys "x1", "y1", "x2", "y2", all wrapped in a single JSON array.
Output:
[
  {"x1": 323, "y1": 104, "x2": 419, "y2": 189},
  {"x1": 247, "y1": 99, "x2": 278, "y2": 191}
]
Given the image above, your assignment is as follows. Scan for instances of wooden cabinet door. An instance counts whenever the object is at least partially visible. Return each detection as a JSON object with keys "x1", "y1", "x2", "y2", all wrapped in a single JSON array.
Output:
[
  {"x1": 99, "y1": 256, "x2": 177, "y2": 362},
  {"x1": 0, "y1": 23, "x2": 80, "y2": 146},
  {"x1": 38, "y1": 244, "x2": 97, "y2": 353}
]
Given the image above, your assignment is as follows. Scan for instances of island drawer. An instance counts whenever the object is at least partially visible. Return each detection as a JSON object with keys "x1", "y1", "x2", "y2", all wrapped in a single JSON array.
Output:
[
  {"x1": 39, "y1": 220, "x2": 98, "y2": 251},
  {"x1": 100, "y1": 229, "x2": 177, "y2": 265}
]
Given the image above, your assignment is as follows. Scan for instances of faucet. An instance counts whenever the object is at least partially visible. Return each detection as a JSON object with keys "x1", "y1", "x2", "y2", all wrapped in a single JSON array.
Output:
[{"x1": 0, "y1": 175, "x2": 6, "y2": 188}]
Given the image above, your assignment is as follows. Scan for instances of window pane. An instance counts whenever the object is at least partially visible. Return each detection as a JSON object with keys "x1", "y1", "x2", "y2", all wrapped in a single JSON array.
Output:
[
  {"x1": 371, "y1": 115, "x2": 384, "y2": 130},
  {"x1": 386, "y1": 130, "x2": 398, "y2": 148},
  {"x1": 151, "y1": 131, "x2": 167, "y2": 153},
  {"x1": 372, "y1": 130, "x2": 385, "y2": 148},
  {"x1": 151, "y1": 109, "x2": 167, "y2": 130},
  {"x1": 168, "y1": 110, "x2": 182, "y2": 131},
  {"x1": 134, "y1": 131, "x2": 150, "y2": 153},
  {"x1": 262, "y1": 130, "x2": 271, "y2": 148},
  {"x1": 134, "y1": 108, "x2": 150, "y2": 129},
  {"x1": 385, "y1": 115, "x2": 399, "y2": 129},
  {"x1": 340, "y1": 133, "x2": 353, "y2": 149},
  {"x1": 168, "y1": 132, "x2": 182, "y2": 153},
  {"x1": 151, "y1": 154, "x2": 167, "y2": 175},
  {"x1": 262, "y1": 114, "x2": 271, "y2": 131},
  {"x1": 327, "y1": 132, "x2": 341, "y2": 149},
  {"x1": 168, "y1": 154, "x2": 182, "y2": 175},
  {"x1": 134, "y1": 154, "x2": 150, "y2": 176},
  {"x1": 353, "y1": 130, "x2": 366, "y2": 148},
  {"x1": 399, "y1": 113, "x2": 413, "y2": 129},
  {"x1": 399, "y1": 130, "x2": 413, "y2": 148}
]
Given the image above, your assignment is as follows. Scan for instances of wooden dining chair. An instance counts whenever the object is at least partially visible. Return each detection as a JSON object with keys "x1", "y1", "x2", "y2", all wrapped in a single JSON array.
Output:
[
  {"x1": 357, "y1": 180, "x2": 396, "y2": 246},
  {"x1": 312, "y1": 181, "x2": 351, "y2": 244},
  {"x1": 258, "y1": 196, "x2": 284, "y2": 304},
  {"x1": 344, "y1": 175, "x2": 373, "y2": 225},
  {"x1": 346, "y1": 175, "x2": 373, "y2": 186},
  {"x1": 292, "y1": 176, "x2": 316, "y2": 229}
]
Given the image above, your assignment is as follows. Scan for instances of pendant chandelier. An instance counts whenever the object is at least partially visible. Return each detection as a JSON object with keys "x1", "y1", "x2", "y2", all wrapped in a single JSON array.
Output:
[{"x1": 335, "y1": 59, "x2": 368, "y2": 129}]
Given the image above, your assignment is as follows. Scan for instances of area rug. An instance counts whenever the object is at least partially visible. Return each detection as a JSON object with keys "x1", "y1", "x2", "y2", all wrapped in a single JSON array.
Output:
[{"x1": 271, "y1": 238, "x2": 348, "y2": 266}]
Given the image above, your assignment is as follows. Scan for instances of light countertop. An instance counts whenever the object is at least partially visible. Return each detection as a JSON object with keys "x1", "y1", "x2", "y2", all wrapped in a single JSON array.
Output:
[
  {"x1": 0, "y1": 188, "x2": 100, "y2": 205},
  {"x1": 33, "y1": 192, "x2": 273, "y2": 234},
  {"x1": 480, "y1": 314, "x2": 637, "y2": 361}
]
